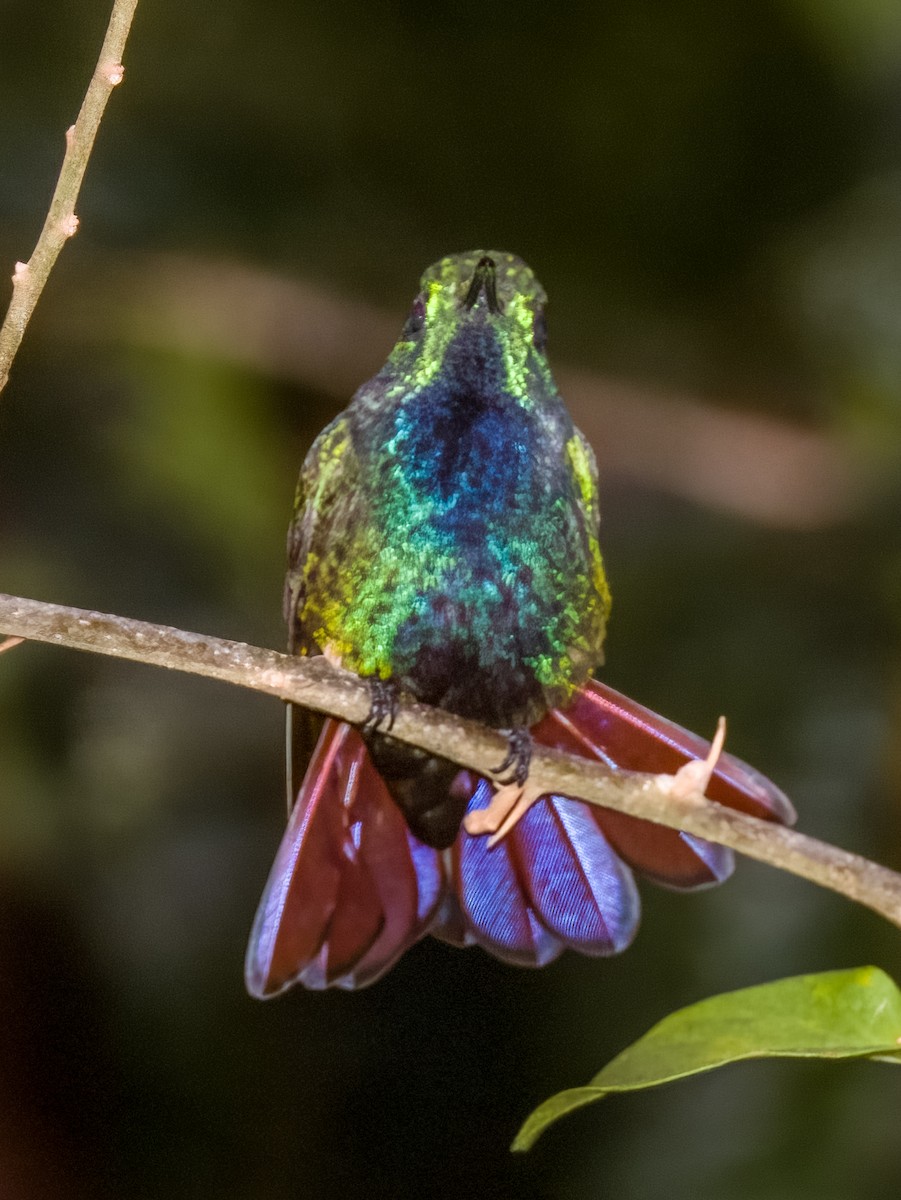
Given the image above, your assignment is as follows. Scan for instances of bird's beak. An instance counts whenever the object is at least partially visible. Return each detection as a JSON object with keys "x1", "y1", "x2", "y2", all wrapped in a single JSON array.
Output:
[{"x1": 462, "y1": 256, "x2": 502, "y2": 314}]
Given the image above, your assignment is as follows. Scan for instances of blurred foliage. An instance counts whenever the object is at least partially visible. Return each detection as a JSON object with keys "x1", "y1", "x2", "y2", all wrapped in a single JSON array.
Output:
[{"x1": 1, "y1": 1, "x2": 901, "y2": 1198}]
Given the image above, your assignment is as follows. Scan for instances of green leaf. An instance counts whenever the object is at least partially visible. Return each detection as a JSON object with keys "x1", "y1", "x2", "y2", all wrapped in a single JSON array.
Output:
[{"x1": 514, "y1": 967, "x2": 901, "y2": 1152}]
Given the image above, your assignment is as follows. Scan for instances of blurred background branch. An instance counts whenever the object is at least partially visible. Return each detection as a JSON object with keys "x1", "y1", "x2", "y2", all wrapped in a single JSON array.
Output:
[{"x1": 65, "y1": 253, "x2": 859, "y2": 528}]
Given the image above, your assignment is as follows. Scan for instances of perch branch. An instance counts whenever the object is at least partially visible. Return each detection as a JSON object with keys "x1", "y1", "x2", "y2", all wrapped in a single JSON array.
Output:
[
  {"x1": 0, "y1": 0, "x2": 139, "y2": 395},
  {"x1": 2, "y1": 591, "x2": 901, "y2": 932}
]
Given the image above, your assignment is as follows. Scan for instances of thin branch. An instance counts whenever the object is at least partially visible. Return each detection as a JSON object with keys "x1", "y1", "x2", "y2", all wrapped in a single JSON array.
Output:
[
  {"x1": 2, "y1": 591, "x2": 901, "y2": 932},
  {"x1": 0, "y1": 0, "x2": 139, "y2": 395}
]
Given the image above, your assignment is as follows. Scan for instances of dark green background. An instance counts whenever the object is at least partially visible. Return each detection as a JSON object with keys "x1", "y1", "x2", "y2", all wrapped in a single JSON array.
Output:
[{"x1": 2, "y1": 2, "x2": 901, "y2": 1197}]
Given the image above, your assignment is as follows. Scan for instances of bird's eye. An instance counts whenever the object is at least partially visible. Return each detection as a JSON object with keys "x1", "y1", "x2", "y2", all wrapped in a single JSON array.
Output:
[
  {"x1": 533, "y1": 306, "x2": 548, "y2": 353},
  {"x1": 403, "y1": 294, "x2": 427, "y2": 338}
]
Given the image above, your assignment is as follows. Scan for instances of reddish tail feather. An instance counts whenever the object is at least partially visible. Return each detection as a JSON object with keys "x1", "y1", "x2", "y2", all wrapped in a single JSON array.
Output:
[{"x1": 245, "y1": 680, "x2": 794, "y2": 997}]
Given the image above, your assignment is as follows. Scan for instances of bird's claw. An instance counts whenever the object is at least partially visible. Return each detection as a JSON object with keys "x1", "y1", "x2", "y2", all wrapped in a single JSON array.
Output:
[
  {"x1": 491, "y1": 726, "x2": 532, "y2": 786},
  {"x1": 464, "y1": 727, "x2": 540, "y2": 846},
  {"x1": 361, "y1": 677, "x2": 400, "y2": 735}
]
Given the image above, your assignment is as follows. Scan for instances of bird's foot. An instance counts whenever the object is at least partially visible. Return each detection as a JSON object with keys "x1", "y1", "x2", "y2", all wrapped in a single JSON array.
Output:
[
  {"x1": 655, "y1": 716, "x2": 727, "y2": 801},
  {"x1": 361, "y1": 677, "x2": 400, "y2": 735},
  {"x1": 490, "y1": 726, "x2": 532, "y2": 786},
  {"x1": 464, "y1": 779, "x2": 546, "y2": 847},
  {"x1": 464, "y1": 727, "x2": 540, "y2": 846}
]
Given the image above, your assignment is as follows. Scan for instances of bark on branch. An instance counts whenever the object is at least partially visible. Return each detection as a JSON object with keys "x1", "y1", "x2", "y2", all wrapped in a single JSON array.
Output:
[{"x1": 2, "y1": 591, "x2": 901, "y2": 932}]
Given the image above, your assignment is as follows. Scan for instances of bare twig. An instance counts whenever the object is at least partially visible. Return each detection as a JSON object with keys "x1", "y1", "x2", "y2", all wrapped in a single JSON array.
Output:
[
  {"x1": 2, "y1": 591, "x2": 901, "y2": 932},
  {"x1": 0, "y1": 0, "x2": 139, "y2": 395}
]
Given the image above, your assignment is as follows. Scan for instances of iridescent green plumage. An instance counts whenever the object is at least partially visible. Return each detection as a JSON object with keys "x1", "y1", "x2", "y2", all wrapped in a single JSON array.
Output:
[{"x1": 285, "y1": 251, "x2": 611, "y2": 843}]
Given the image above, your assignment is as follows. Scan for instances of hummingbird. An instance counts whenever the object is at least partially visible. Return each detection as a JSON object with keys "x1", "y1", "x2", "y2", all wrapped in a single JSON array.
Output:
[{"x1": 245, "y1": 251, "x2": 794, "y2": 997}]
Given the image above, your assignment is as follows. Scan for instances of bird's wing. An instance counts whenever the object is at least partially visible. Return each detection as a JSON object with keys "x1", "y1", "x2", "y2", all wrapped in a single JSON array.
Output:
[{"x1": 283, "y1": 413, "x2": 359, "y2": 655}]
